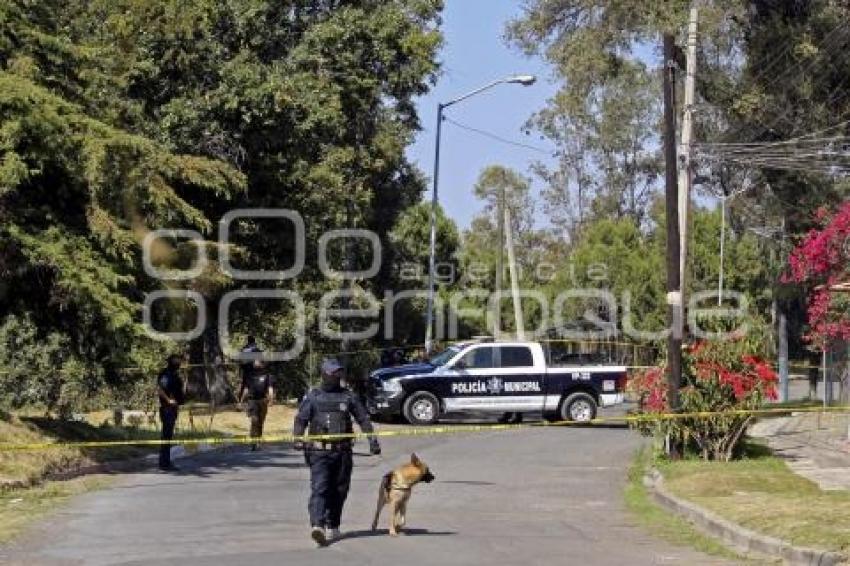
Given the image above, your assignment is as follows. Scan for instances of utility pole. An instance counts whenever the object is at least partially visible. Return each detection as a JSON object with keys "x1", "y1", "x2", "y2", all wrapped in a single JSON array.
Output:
[
  {"x1": 663, "y1": 33, "x2": 682, "y2": 433},
  {"x1": 504, "y1": 206, "x2": 525, "y2": 340},
  {"x1": 718, "y1": 193, "x2": 726, "y2": 305},
  {"x1": 494, "y1": 186, "x2": 504, "y2": 339},
  {"x1": 778, "y1": 302, "x2": 789, "y2": 402},
  {"x1": 779, "y1": 218, "x2": 790, "y2": 402},
  {"x1": 679, "y1": 6, "x2": 699, "y2": 302},
  {"x1": 822, "y1": 347, "x2": 829, "y2": 408},
  {"x1": 424, "y1": 103, "x2": 444, "y2": 356}
]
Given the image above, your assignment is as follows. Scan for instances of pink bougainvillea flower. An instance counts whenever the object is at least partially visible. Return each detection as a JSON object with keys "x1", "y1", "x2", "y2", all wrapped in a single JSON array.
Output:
[{"x1": 786, "y1": 201, "x2": 850, "y2": 346}]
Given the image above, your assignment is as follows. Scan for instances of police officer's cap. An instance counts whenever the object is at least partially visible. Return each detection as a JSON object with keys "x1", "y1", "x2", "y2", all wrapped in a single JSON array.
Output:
[{"x1": 321, "y1": 358, "x2": 344, "y2": 375}]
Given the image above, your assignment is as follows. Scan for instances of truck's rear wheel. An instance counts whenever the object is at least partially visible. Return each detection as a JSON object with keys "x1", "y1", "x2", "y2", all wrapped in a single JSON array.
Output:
[
  {"x1": 560, "y1": 392, "x2": 597, "y2": 423},
  {"x1": 403, "y1": 392, "x2": 440, "y2": 425}
]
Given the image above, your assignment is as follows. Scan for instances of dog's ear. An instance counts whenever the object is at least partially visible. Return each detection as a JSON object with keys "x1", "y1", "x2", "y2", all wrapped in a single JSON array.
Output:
[{"x1": 410, "y1": 453, "x2": 421, "y2": 465}]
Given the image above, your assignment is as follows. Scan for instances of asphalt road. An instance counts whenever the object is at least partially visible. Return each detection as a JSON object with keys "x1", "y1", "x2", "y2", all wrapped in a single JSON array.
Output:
[{"x1": 3, "y1": 424, "x2": 733, "y2": 566}]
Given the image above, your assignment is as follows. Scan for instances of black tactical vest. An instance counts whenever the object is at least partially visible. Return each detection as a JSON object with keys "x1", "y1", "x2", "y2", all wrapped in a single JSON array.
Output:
[
  {"x1": 308, "y1": 389, "x2": 354, "y2": 439},
  {"x1": 248, "y1": 373, "x2": 271, "y2": 400}
]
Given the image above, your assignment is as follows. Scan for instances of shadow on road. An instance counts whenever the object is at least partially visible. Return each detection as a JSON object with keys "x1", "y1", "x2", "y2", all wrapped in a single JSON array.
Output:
[
  {"x1": 166, "y1": 446, "x2": 305, "y2": 478},
  {"x1": 335, "y1": 528, "x2": 457, "y2": 543}
]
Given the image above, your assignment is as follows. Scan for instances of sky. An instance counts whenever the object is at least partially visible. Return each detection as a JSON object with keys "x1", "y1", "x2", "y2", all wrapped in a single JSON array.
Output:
[{"x1": 406, "y1": 0, "x2": 559, "y2": 231}]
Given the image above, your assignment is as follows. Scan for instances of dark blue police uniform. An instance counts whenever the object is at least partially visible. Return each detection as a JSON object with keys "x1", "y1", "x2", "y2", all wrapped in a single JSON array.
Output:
[
  {"x1": 157, "y1": 367, "x2": 184, "y2": 468},
  {"x1": 294, "y1": 384, "x2": 380, "y2": 530}
]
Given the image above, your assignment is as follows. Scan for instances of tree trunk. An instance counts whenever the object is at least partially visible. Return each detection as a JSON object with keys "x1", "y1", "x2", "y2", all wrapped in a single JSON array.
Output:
[
  {"x1": 187, "y1": 335, "x2": 209, "y2": 402},
  {"x1": 203, "y1": 300, "x2": 235, "y2": 406},
  {"x1": 720, "y1": 417, "x2": 752, "y2": 462}
]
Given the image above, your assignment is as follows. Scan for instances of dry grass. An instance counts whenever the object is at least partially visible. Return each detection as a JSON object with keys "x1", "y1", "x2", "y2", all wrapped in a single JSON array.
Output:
[
  {"x1": 660, "y1": 455, "x2": 850, "y2": 556},
  {"x1": 0, "y1": 416, "x2": 158, "y2": 487},
  {"x1": 83, "y1": 402, "x2": 299, "y2": 437},
  {"x1": 0, "y1": 417, "x2": 82, "y2": 487},
  {"x1": 0, "y1": 403, "x2": 299, "y2": 488}
]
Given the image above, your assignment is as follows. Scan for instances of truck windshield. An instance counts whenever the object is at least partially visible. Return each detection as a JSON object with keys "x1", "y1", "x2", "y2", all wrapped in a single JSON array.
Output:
[{"x1": 428, "y1": 346, "x2": 460, "y2": 367}]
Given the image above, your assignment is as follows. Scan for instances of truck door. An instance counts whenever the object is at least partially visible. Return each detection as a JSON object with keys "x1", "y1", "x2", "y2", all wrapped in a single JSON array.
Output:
[
  {"x1": 492, "y1": 345, "x2": 546, "y2": 413},
  {"x1": 439, "y1": 345, "x2": 497, "y2": 412}
]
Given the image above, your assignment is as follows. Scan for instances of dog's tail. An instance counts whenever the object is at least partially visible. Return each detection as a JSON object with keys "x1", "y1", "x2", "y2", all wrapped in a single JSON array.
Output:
[{"x1": 371, "y1": 472, "x2": 392, "y2": 531}]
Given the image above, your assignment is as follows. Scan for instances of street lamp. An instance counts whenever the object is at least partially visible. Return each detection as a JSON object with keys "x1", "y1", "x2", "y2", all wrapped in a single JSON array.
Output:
[{"x1": 424, "y1": 75, "x2": 537, "y2": 355}]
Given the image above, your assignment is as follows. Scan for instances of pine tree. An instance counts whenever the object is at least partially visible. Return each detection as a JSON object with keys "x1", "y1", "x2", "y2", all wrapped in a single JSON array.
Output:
[{"x1": 0, "y1": 0, "x2": 244, "y2": 408}]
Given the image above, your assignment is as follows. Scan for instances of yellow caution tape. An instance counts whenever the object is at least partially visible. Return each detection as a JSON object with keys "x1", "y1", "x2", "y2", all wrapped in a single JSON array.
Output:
[{"x1": 0, "y1": 405, "x2": 847, "y2": 452}]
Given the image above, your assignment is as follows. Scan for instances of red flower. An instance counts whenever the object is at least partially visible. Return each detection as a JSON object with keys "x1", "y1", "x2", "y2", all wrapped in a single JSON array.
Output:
[
  {"x1": 764, "y1": 384, "x2": 778, "y2": 401},
  {"x1": 687, "y1": 341, "x2": 706, "y2": 355}
]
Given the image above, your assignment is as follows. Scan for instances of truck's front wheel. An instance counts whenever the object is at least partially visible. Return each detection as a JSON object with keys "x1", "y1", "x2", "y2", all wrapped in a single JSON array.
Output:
[
  {"x1": 560, "y1": 392, "x2": 597, "y2": 423},
  {"x1": 403, "y1": 392, "x2": 440, "y2": 425}
]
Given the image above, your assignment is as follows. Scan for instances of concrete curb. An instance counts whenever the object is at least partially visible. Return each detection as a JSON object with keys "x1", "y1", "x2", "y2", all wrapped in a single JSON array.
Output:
[{"x1": 644, "y1": 469, "x2": 846, "y2": 566}]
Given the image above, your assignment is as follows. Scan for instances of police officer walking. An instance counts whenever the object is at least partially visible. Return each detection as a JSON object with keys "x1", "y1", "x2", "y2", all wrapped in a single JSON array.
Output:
[
  {"x1": 293, "y1": 358, "x2": 381, "y2": 546},
  {"x1": 157, "y1": 353, "x2": 185, "y2": 472},
  {"x1": 239, "y1": 358, "x2": 274, "y2": 451}
]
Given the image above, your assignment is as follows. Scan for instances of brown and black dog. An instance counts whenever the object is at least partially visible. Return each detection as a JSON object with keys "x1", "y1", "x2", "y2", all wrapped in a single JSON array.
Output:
[{"x1": 371, "y1": 453, "x2": 435, "y2": 536}]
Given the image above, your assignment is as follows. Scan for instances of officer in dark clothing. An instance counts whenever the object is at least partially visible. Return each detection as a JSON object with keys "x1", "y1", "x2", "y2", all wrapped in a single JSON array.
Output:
[
  {"x1": 293, "y1": 358, "x2": 381, "y2": 547},
  {"x1": 157, "y1": 354, "x2": 185, "y2": 471},
  {"x1": 239, "y1": 358, "x2": 274, "y2": 451}
]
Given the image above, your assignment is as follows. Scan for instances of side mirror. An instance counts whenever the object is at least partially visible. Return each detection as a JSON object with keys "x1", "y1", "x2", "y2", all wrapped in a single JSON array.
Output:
[{"x1": 453, "y1": 359, "x2": 467, "y2": 370}]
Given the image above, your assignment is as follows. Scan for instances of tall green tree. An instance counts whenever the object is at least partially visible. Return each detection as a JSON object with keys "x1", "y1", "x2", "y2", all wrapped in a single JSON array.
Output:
[
  {"x1": 386, "y1": 202, "x2": 460, "y2": 344},
  {"x1": 1, "y1": 0, "x2": 444, "y2": 407},
  {"x1": 506, "y1": 2, "x2": 740, "y2": 232},
  {"x1": 545, "y1": 203, "x2": 771, "y2": 341},
  {"x1": 0, "y1": 0, "x2": 245, "y2": 409},
  {"x1": 69, "y1": 0, "x2": 442, "y2": 390},
  {"x1": 459, "y1": 165, "x2": 568, "y2": 336},
  {"x1": 508, "y1": 0, "x2": 850, "y2": 362},
  {"x1": 694, "y1": 0, "x2": 850, "y2": 360},
  {"x1": 531, "y1": 60, "x2": 661, "y2": 231}
]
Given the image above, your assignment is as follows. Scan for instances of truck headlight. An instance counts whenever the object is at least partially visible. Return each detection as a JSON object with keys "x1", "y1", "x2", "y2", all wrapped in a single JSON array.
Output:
[{"x1": 382, "y1": 379, "x2": 403, "y2": 393}]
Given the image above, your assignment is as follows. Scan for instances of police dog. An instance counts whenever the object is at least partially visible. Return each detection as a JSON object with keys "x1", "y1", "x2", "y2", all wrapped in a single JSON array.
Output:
[{"x1": 371, "y1": 453, "x2": 435, "y2": 536}]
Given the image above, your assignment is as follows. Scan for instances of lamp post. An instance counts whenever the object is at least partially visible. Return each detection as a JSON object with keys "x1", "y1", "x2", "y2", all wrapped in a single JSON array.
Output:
[{"x1": 424, "y1": 75, "x2": 536, "y2": 355}]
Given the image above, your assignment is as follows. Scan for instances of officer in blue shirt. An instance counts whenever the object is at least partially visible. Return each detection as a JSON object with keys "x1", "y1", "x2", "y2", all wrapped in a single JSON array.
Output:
[
  {"x1": 294, "y1": 358, "x2": 381, "y2": 546},
  {"x1": 157, "y1": 354, "x2": 185, "y2": 471}
]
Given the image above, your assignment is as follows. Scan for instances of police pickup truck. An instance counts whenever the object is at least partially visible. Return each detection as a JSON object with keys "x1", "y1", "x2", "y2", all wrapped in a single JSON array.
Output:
[{"x1": 367, "y1": 341, "x2": 627, "y2": 425}]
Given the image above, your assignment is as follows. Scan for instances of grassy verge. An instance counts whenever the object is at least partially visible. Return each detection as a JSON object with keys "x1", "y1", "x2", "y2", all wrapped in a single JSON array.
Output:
[
  {"x1": 0, "y1": 475, "x2": 111, "y2": 544},
  {"x1": 1, "y1": 404, "x2": 298, "y2": 488},
  {"x1": 659, "y1": 452, "x2": 850, "y2": 557},
  {"x1": 83, "y1": 402, "x2": 298, "y2": 438},
  {"x1": 625, "y1": 448, "x2": 752, "y2": 562},
  {"x1": 2, "y1": 415, "x2": 197, "y2": 488},
  {"x1": 0, "y1": 416, "x2": 159, "y2": 488}
]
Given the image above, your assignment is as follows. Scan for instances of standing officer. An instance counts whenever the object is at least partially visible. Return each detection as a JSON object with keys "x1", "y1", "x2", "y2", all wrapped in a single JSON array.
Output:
[
  {"x1": 157, "y1": 353, "x2": 185, "y2": 471},
  {"x1": 293, "y1": 358, "x2": 381, "y2": 546},
  {"x1": 239, "y1": 358, "x2": 274, "y2": 451}
]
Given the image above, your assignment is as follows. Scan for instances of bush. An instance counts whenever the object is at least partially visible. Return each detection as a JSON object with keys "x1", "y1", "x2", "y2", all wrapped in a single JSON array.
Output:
[
  {"x1": 0, "y1": 315, "x2": 87, "y2": 414},
  {"x1": 630, "y1": 337, "x2": 778, "y2": 461}
]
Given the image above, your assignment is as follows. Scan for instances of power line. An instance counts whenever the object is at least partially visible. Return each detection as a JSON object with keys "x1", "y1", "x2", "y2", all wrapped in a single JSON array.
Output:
[
  {"x1": 697, "y1": 122, "x2": 850, "y2": 148},
  {"x1": 720, "y1": 156, "x2": 850, "y2": 176},
  {"x1": 442, "y1": 116, "x2": 553, "y2": 155},
  {"x1": 696, "y1": 119, "x2": 850, "y2": 176}
]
